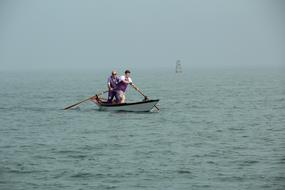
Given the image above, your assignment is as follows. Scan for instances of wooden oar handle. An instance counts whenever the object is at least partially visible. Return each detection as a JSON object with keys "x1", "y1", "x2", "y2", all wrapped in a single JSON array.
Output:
[{"x1": 132, "y1": 85, "x2": 147, "y2": 98}]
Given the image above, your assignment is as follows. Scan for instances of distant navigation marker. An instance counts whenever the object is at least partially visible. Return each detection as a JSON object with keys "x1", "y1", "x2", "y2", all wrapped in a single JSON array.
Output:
[{"x1": 175, "y1": 60, "x2": 182, "y2": 73}]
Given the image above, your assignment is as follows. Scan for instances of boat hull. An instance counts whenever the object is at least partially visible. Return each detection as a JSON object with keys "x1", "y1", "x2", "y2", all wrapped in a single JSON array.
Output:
[{"x1": 93, "y1": 99, "x2": 159, "y2": 112}]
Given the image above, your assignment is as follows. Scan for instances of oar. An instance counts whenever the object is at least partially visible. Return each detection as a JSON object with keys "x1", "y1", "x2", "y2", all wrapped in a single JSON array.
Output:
[
  {"x1": 64, "y1": 90, "x2": 108, "y2": 110},
  {"x1": 131, "y1": 84, "x2": 160, "y2": 111}
]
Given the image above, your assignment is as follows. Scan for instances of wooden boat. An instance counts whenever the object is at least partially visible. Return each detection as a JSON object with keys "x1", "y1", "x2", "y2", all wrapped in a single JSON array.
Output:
[{"x1": 91, "y1": 96, "x2": 159, "y2": 112}]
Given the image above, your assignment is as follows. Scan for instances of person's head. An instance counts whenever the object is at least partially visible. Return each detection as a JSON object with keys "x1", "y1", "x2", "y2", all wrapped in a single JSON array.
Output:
[
  {"x1": 111, "y1": 70, "x2": 117, "y2": 78},
  {"x1": 125, "y1": 70, "x2": 131, "y2": 77}
]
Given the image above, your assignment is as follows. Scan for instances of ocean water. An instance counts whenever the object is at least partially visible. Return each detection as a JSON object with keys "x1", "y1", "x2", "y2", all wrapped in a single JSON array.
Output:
[{"x1": 0, "y1": 68, "x2": 284, "y2": 190}]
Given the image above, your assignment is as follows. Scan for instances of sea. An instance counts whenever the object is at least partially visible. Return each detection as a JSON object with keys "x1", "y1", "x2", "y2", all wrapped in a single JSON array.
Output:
[{"x1": 0, "y1": 68, "x2": 284, "y2": 190}]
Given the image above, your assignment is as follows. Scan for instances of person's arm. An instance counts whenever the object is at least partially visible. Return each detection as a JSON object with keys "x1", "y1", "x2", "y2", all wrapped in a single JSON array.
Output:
[
  {"x1": 107, "y1": 78, "x2": 113, "y2": 91},
  {"x1": 107, "y1": 83, "x2": 112, "y2": 91}
]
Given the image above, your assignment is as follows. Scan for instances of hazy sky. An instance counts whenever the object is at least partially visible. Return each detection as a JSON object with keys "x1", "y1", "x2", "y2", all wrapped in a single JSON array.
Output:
[{"x1": 0, "y1": 0, "x2": 284, "y2": 71}]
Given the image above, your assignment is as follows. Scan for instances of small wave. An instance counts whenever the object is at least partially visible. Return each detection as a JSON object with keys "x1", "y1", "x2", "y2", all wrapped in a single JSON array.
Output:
[
  {"x1": 177, "y1": 170, "x2": 192, "y2": 174},
  {"x1": 217, "y1": 176, "x2": 245, "y2": 182},
  {"x1": 0, "y1": 106, "x2": 55, "y2": 112},
  {"x1": 33, "y1": 155, "x2": 56, "y2": 160},
  {"x1": 7, "y1": 167, "x2": 47, "y2": 174},
  {"x1": 8, "y1": 169, "x2": 35, "y2": 174},
  {"x1": 238, "y1": 160, "x2": 259, "y2": 166},
  {"x1": 52, "y1": 170, "x2": 69, "y2": 179},
  {"x1": 276, "y1": 97, "x2": 285, "y2": 102},
  {"x1": 273, "y1": 176, "x2": 285, "y2": 181},
  {"x1": 55, "y1": 150, "x2": 83, "y2": 154},
  {"x1": 228, "y1": 127, "x2": 245, "y2": 131},
  {"x1": 273, "y1": 105, "x2": 285, "y2": 110},
  {"x1": 207, "y1": 160, "x2": 217, "y2": 165},
  {"x1": 70, "y1": 172, "x2": 94, "y2": 178},
  {"x1": 68, "y1": 154, "x2": 87, "y2": 159}
]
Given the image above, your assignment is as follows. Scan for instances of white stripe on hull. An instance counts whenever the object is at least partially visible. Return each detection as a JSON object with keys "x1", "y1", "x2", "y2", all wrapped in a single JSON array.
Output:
[{"x1": 94, "y1": 100, "x2": 159, "y2": 112}]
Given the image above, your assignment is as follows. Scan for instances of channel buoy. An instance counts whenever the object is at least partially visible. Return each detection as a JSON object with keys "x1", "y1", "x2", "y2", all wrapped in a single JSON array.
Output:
[{"x1": 175, "y1": 60, "x2": 182, "y2": 73}]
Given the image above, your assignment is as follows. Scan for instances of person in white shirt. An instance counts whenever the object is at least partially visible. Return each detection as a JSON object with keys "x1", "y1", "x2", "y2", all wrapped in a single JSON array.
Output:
[{"x1": 116, "y1": 70, "x2": 138, "y2": 103}]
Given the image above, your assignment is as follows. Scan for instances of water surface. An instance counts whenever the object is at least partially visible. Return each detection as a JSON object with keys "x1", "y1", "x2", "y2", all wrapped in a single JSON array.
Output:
[{"x1": 0, "y1": 68, "x2": 284, "y2": 190}]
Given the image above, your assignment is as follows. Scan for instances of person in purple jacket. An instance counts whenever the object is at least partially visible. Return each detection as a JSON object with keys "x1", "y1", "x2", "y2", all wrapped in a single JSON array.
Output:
[
  {"x1": 116, "y1": 70, "x2": 138, "y2": 103},
  {"x1": 107, "y1": 70, "x2": 120, "y2": 103}
]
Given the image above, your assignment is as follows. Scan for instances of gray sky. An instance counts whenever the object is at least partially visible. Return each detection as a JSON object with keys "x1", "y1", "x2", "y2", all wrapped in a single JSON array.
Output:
[{"x1": 0, "y1": 0, "x2": 284, "y2": 71}]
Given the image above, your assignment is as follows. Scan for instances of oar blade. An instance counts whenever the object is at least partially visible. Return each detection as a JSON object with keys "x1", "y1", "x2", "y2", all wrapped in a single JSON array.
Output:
[
  {"x1": 63, "y1": 91, "x2": 108, "y2": 110},
  {"x1": 64, "y1": 97, "x2": 92, "y2": 110},
  {"x1": 64, "y1": 103, "x2": 80, "y2": 110}
]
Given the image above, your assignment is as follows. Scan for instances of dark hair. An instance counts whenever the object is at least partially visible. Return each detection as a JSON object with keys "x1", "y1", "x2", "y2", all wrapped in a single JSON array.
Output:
[{"x1": 125, "y1": 70, "x2": 131, "y2": 74}]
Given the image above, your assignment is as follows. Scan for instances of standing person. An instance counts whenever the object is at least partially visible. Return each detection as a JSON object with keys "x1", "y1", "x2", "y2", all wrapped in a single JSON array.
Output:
[
  {"x1": 107, "y1": 70, "x2": 120, "y2": 103},
  {"x1": 116, "y1": 70, "x2": 138, "y2": 103}
]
